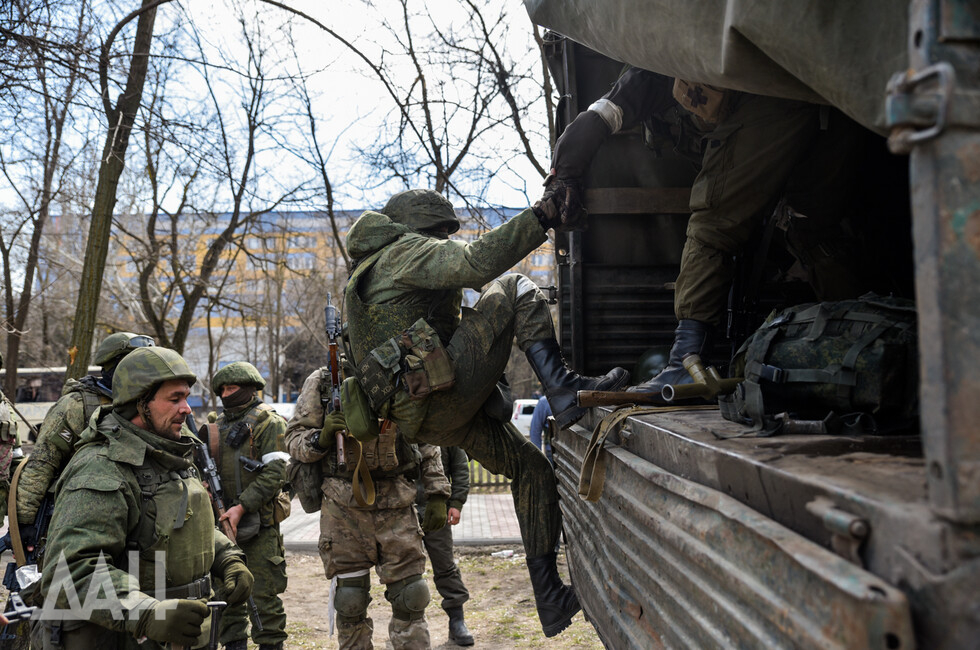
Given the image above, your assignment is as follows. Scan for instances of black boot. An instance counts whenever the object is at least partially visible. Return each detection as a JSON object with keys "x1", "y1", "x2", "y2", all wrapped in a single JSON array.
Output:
[
  {"x1": 628, "y1": 319, "x2": 713, "y2": 402},
  {"x1": 526, "y1": 551, "x2": 581, "y2": 637},
  {"x1": 525, "y1": 339, "x2": 629, "y2": 428},
  {"x1": 446, "y1": 607, "x2": 474, "y2": 646},
  {"x1": 258, "y1": 644, "x2": 284, "y2": 650},
  {"x1": 223, "y1": 641, "x2": 248, "y2": 650}
]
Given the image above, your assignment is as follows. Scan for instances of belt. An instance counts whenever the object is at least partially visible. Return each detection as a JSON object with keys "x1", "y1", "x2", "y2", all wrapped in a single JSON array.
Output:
[{"x1": 165, "y1": 576, "x2": 211, "y2": 600}]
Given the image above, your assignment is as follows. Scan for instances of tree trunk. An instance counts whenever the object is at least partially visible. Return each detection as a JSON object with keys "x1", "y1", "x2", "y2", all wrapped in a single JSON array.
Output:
[{"x1": 67, "y1": 0, "x2": 162, "y2": 379}]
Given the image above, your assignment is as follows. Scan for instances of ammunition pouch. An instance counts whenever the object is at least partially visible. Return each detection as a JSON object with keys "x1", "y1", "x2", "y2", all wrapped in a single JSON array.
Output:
[
  {"x1": 235, "y1": 510, "x2": 261, "y2": 543},
  {"x1": 272, "y1": 490, "x2": 291, "y2": 524},
  {"x1": 225, "y1": 420, "x2": 252, "y2": 449},
  {"x1": 356, "y1": 318, "x2": 455, "y2": 411},
  {"x1": 286, "y1": 459, "x2": 323, "y2": 514},
  {"x1": 341, "y1": 377, "x2": 381, "y2": 443}
]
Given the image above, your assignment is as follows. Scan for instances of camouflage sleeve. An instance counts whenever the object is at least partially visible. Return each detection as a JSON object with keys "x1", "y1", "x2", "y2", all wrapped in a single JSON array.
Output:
[
  {"x1": 419, "y1": 444, "x2": 450, "y2": 501},
  {"x1": 236, "y1": 412, "x2": 287, "y2": 513},
  {"x1": 384, "y1": 209, "x2": 548, "y2": 291},
  {"x1": 39, "y1": 457, "x2": 151, "y2": 636},
  {"x1": 16, "y1": 394, "x2": 86, "y2": 524},
  {"x1": 445, "y1": 447, "x2": 470, "y2": 510},
  {"x1": 210, "y1": 528, "x2": 247, "y2": 578},
  {"x1": 284, "y1": 370, "x2": 329, "y2": 464}
]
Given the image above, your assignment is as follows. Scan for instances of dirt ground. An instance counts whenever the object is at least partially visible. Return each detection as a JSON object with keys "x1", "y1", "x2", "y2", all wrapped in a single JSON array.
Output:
[{"x1": 280, "y1": 546, "x2": 604, "y2": 649}]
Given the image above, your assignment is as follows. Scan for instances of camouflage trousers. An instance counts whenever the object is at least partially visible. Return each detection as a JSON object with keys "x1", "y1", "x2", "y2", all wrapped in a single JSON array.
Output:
[
  {"x1": 218, "y1": 525, "x2": 288, "y2": 646},
  {"x1": 318, "y1": 475, "x2": 429, "y2": 649},
  {"x1": 406, "y1": 275, "x2": 562, "y2": 558},
  {"x1": 675, "y1": 95, "x2": 865, "y2": 326}
]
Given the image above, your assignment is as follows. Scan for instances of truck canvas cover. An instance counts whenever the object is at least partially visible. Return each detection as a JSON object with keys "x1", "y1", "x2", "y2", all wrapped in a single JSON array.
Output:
[{"x1": 523, "y1": 0, "x2": 908, "y2": 134}]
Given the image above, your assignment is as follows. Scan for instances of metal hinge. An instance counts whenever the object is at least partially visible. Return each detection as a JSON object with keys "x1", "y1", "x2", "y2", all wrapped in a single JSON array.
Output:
[
  {"x1": 806, "y1": 496, "x2": 870, "y2": 566},
  {"x1": 885, "y1": 62, "x2": 955, "y2": 153}
]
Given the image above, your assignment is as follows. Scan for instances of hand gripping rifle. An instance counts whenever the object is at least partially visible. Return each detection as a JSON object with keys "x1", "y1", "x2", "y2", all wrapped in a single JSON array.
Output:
[
  {"x1": 324, "y1": 293, "x2": 347, "y2": 471},
  {"x1": 187, "y1": 415, "x2": 263, "y2": 633}
]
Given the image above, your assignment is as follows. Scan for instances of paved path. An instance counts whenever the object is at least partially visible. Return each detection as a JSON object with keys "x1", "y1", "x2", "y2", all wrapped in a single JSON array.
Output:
[{"x1": 281, "y1": 492, "x2": 523, "y2": 552}]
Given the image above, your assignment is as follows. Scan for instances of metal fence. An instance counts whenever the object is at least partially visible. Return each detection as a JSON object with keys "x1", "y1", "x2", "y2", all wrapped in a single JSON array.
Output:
[{"x1": 468, "y1": 459, "x2": 511, "y2": 491}]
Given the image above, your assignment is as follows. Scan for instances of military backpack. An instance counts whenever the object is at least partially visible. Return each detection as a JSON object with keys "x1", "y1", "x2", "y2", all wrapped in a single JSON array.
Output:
[{"x1": 719, "y1": 294, "x2": 918, "y2": 436}]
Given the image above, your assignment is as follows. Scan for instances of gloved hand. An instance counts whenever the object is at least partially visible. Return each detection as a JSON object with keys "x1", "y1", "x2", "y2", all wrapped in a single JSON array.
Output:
[
  {"x1": 533, "y1": 175, "x2": 587, "y2": 232},
  {"x1": 137, "y1": 598, "x2": 208, "y2": 646},
  {"x1": 421, "y1": 495, "x2": 448, "y2": 532},
  {"x1": 318, "y1": 410, "x2": 347, "y2": 449},
  {"x1": 221, "y1": 559, "x2": 254, "y2": 606}
]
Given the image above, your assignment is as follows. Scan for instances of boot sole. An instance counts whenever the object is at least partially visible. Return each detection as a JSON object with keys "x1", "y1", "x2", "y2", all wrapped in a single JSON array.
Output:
[
  {"x1": 554, "y1": 370, "x2": 631, "y2": 429},
  {"x1": 541, "y1": 602, "x2": 582, "y2": 638}
]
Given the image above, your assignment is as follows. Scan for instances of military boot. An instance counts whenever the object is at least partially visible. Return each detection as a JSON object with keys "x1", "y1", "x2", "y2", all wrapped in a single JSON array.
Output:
[
  {"x1": 259, "y1": 644, "x2": 284, "y2": 650},
  {"x1": 627, "y1": 320, "x2": 713, "y2": 402},
  {"x1": 446, "y1": 607, "x2": 474, "y2": 646},
  {"x1": 525, "y1": 339, "x2": 629, "y2": 428},
  {"x1": 526, "y1": 551, "x2": 581, "y2": 637},
  {"x1": 223, "y1": 641, "x2": 248, "y2": 650}
]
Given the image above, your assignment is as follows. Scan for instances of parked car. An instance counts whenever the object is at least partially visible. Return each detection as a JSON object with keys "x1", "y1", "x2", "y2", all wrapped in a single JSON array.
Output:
[{"x1": 510, "y1": 398, "x2": 538, "y2": 437}]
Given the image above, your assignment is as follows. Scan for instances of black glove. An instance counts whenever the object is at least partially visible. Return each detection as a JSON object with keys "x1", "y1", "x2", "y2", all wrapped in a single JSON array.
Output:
[
  {"x1": 552, "y1": 110, "x2": 611, "y2": 180},
  {"x1": 533, "y1": 176, "x2": 588, "y2": 232},
  {"x1": 137, "y1": 599, "x2": 208, "y2": 646}
]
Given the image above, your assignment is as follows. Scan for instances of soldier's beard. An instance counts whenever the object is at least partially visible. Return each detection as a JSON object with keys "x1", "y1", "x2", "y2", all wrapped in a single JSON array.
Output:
[{"x1": 139, "y1": 401, "x2": 182, "y2": 440}]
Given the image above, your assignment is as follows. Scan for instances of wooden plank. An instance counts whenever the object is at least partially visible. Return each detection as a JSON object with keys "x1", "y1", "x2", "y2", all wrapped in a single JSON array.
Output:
[{"x1": 585, "y1": 187, "x2": 691, "y2": 215}]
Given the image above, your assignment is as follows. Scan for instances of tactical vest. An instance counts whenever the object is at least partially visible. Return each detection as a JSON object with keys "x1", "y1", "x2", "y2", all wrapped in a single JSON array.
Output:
[
  {"x1": 67, "y1": 376, "x2": 111, "y2": 424},
  {"x1": 215, "y1": 401, "x2": 276, "y2": 512}
]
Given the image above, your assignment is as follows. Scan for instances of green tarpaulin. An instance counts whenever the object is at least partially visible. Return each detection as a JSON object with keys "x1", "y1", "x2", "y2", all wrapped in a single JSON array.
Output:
[{"x1": 524, "y1": 0, "x2": 909, "y2": 134}]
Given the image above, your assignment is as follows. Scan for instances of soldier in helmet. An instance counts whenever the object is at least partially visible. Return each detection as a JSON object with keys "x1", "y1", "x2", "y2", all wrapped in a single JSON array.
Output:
[
  {"x1": 209, "y1": 361, "x2": 289, "y2": 650},
  {"x1": 342, "y1": 188, "x2": 629, "y2": 637},
  {"x1": 16, "y1": 332, "x2": 155, "y2": 526},
  {"x1": 285, "y1": 370, "x2": 450, "y2": 649},
  {"x1": 37, "y1": 347, "x2": 254, "y2": 649}
]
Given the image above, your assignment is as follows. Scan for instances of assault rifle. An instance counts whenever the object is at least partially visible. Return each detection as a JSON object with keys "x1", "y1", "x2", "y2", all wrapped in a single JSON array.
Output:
[
  {"x1": 324, "y1": 293, "x2": 347, "y2": 471},
  {"x1": 186, "y1": 415, "x2": 263, "y2": 633}
]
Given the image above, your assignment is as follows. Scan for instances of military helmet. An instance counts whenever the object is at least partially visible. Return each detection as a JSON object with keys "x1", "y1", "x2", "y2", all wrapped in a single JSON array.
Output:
[
  {"x1": 381, "y1": 189, "x2": 460, "y2": 234},
  {"x1": 211, "y1": 361, "x2": 266, "y2": 393},
  {"x1": 112, "y1": 347, "x2": 197, "y2": 409},
  {"x1": 94, "y1": 332, "x2": 155, "y2": 367}
]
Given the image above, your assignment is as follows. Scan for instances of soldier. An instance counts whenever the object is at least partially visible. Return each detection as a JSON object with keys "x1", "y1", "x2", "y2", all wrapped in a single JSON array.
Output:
[
  {"x1": 16, "y1": 332, "x2": 155, "y2": 526},
  {"x1": 37, "y1": 347, "x2": 254, "y2": 649},
  {"x1": 209, "y1": 362, "x2": 290, "y2": 650},
  {"x1": 0, "y1": 353, "x2": 16, "y2": 521},
  {"x1": 550, "y1": 66, "x2": 865, "y2": 399},
  {"x1": 342, "y1": 188, "x2": 629, "y2": 637},
  {"x1": 416, "y1": 446, "x2": 473, "y2": 646},
  {"x1": 285, "y1": 366, "x2": 451, "y2": 649}
]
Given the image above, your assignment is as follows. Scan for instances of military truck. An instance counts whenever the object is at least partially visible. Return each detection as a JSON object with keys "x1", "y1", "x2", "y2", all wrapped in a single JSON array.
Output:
[{"x1": 523, "y1": 1, "x2": 979, "y2": 648}]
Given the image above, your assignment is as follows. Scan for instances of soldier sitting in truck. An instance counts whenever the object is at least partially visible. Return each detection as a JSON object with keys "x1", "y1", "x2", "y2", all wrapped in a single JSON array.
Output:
[{"x1": 549, "y1": 66, "x2": 868, "y2": 400}]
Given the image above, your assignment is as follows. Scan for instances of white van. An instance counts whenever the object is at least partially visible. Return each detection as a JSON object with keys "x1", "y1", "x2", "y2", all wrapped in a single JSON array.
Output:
[{"x1": 510, "y1": 398, "x2": 538, "y2": 437}]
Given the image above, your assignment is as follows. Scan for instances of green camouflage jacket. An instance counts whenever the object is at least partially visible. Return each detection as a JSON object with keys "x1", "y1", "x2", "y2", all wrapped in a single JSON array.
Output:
[{"x1": 39, "y1": 410, "x2": 242, "y2": 647}]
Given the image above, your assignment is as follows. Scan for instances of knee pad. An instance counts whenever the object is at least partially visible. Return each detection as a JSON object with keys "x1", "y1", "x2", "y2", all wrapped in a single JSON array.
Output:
[
  {"x1": 385, "y1": 574, "x2": 430, "y2": 621},
  {"x1": 335, "y1": 574, "x2": 371, "y2": 624}
]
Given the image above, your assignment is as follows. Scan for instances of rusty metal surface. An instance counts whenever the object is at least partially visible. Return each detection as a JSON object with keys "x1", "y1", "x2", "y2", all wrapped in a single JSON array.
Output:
[{"x1": 555, "y1": 420, "x2": 916, "y2": 649}]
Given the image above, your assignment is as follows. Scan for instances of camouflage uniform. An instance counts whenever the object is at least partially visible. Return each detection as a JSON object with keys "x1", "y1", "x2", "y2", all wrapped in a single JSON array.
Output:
[
  {"x1": 285, "y1": 367, "x2": 451, "y2": 650},
  {"x1": 37, "y1": 348, "x2": 251, "y2": 650},
  {"x1": 16, "y1": 377, "x2": 109, "y2": 525},
  {"x1": 210, "y1": 362, "x2": 289, "y2": 649},
  {"x1": 343, "y1": 190, "x2": 626, "y2": 638},
  {"x1": 344, "y1": 204, "x2": 560, "y2": 558},
  {"x1": 17, "y1": 333, "x2": 154, "y2": 525}
]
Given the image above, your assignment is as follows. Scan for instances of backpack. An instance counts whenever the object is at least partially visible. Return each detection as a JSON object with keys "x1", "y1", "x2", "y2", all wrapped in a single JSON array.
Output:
[
  {"x1": 286, "y1": 368, "x2": 333, "y2": 514},
  {"x1": 719, "y1": 294, "x2": 918, "y2": 436}
]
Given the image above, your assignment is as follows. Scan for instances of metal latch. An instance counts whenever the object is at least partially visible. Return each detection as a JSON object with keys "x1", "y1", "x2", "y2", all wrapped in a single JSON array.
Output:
[
  {"x1": 885, "y1": 62, "x2": 954, "y2": 153},
  {"x1": 806, "y1": 497, "x2": 870, "y2": 566}
]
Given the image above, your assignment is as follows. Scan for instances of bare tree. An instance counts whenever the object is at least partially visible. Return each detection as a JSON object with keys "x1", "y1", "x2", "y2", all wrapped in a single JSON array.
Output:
[
  {"x1": 66, "y1": 0, "x2": 174, "y2": 379},
  {"x1": 0, "y1": 0, "x2": 94, "y2": 395}
]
